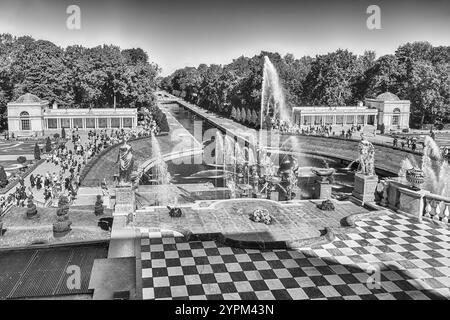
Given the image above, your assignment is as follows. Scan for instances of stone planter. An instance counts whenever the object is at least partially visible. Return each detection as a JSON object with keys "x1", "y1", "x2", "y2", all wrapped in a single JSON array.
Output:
[
  {"x1": 311, "y1": 168, "x2": 335, "y2": 183},
  {"x1": 53, "y1": 196, "x2": 72, "y2": 237},
  {"x1": 53, "y1": 220, "x2": 72, "y2": 237}
]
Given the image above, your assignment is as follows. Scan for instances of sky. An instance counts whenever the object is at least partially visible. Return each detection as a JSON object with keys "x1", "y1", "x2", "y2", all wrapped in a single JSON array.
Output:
[{"x1": 0, "y1": 0, "x2": 449, "y2": 75}]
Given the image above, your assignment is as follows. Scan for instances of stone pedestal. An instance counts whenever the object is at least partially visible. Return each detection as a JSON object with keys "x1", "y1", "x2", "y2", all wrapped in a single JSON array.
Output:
[
  {"x1": 397, "y1": 187, "x2": 428, "y2": 219},
  {"x1": 270, "y1": 191, "x2": 279, "y2": 201},
  {"x1": 292, "y1": 187, "x2": 302, "y2": 200},
  {"x1": 314, "y1": 181, "x2": 332, "y2": 199},
  {"x1": 351, "y1": 173, "x2": 378, "y2": 204},
  {"x1": 387, "y1": 180, "x2": 403, "y2": 211},
  {"x1": 114, "y1": 187, "x2": 135, "y2": 216},
  {"x1": 253, "y1": 192, "x2": 265, "y2": 199}
]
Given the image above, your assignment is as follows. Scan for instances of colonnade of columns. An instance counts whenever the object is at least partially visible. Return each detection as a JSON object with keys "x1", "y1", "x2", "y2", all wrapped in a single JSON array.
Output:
[
  {"x1": 295, "y1": 114, "x2": 377, "y2": 127},
  {"x1": 44, "y1": 117, "x2": 135, "y2": 130}
]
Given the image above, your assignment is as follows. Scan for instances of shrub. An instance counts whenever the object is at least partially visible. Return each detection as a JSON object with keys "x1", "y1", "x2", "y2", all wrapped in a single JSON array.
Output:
[
  {"x1": 167, "y1": 206, "x2": 182, "y2": 218},
  {"x1": 0, "y1": 165, "x2": 7, "y2": 188},
  {"x1": 53, "y1": 133, "x2": 60, "y2": 140},
  {"x1": 317, "y1": 199, "x2": 335, "y2": 211},
  {"x1": 26, "y1": 195, "x2": 38, "y2": 218},
  {"x1": 53, "y1": 195, "x2": 72, "y2": 236},
  {"x1": 61, "y1": 127, "x2": 66, "y2": 139},
  {"x1": 158, "y1": 113, "x2": 170, "y2": 132},
  {"x1": 45, "y1": 137, "x2": 52, "y2": 152},
  {"x1": 17, "y1": 156, "x2": 27, "y2": 165},
  {"x1": 249, "y1": 208, "x2": 272, "y2": 225},
  {"x1": 34, "y1": 143, "x2": 41, "y2": 160},
  {"x1": 94, "y1": 195, "x2": 104, "y2": 216}
]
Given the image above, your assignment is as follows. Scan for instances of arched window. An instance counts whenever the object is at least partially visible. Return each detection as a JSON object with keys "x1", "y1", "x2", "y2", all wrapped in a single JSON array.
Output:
[
  {"x1": 392, "y1": 108, "x2": 401, "y2": 126},
  {"x1": 20, "y1": 111, "x2": 31, "y2": 131}
]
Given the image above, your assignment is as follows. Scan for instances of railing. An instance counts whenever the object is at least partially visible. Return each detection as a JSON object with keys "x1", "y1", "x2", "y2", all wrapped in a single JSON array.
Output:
[
  {"x1": 377, "y1": 179, "x2": 450, "y2": 227},
  {"x1": 423, "y1": 193, "x2": 450, "y2": 224}
]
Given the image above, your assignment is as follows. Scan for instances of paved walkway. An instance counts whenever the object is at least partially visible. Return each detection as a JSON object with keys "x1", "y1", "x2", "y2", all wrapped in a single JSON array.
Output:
[
  {"x1": 140, "y1": 211, "x2": 450, "y2": 300},
  {"x1": 134, "y1": 200, "x2": 369, "y2": 243},
  {"x1": 0, "y1": 154, "x2": 34, "y2": 161}
]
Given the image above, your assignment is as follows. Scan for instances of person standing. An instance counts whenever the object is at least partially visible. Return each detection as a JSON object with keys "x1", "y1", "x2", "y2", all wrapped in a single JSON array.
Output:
[
  {"x1": 36, "y1": 174, "x2": 42, "y2": 191},
  {"x1": 29, "y1": 174, "x2": 35, "y2": 188}
]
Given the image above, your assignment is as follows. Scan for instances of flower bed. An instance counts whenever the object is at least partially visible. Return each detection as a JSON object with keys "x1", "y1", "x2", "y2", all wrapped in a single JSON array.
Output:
[{"x1": 248, "y1": 208, "x2": 273, "y2": 225}]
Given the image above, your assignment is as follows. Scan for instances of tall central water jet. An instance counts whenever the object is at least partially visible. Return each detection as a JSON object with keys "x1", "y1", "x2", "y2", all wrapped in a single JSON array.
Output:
[{"x1": 260, "y1": 56, "x2": 290, "y2": 130}]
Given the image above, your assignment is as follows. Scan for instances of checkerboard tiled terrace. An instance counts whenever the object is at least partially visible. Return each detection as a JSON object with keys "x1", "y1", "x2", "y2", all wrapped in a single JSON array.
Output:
[{"x1": 139, "y1": 212, "x2": 450, "y2": 300}]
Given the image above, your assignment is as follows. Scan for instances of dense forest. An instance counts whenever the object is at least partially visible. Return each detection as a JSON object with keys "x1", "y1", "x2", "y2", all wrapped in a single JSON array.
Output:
[
  {"x1": 0, "y1": 33, "x2": 160, "y2": 131},
  {"x1": 160, "y1": 42, "x2": 450, "y2": 129}
]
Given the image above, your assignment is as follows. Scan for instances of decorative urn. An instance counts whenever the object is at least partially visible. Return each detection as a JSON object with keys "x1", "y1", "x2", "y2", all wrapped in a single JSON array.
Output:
[
  {"x1": 405, "y1": 167, "x2": 425, "y2": 190},
  {"x1": 311, "y1": 168, "x2": 336, "y2": 183}
]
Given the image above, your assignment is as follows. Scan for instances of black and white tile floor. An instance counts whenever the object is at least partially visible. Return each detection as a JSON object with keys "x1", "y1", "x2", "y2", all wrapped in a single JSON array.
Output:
[{"x1": 140, "y1": 213, "x2": 450, "y2": 300}]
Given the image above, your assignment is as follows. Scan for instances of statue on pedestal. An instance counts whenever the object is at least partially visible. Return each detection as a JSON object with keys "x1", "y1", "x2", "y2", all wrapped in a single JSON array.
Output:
[
  {"x1": 117, "y1": 139, "x2": 134, "y2": 185},
  {"x1": 357, "y1": 134, "x2": 375, "y2": 176},
  {"x1": 352, "y1": 134, "x2": 378, "y2": 204}
]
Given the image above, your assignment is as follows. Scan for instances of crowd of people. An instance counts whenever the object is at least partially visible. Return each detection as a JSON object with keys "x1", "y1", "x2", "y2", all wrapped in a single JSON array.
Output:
[
  {"x1": 392, "y1": 136, "x2": 420, "y2": 151},
  {"x1": 0, "y1": 177, "x2": 27, "y2": 212},
  {"x1": 271, "y1": 118, "x2": 365, "y2": 139},
  {"x1": 0, "y1": 113, "x2": 161, "y2": 215}
]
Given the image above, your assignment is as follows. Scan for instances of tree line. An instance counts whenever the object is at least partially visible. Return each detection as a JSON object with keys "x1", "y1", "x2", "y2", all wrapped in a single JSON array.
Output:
[
  {"x1": 0, "y1": 33, "x2": 160, "y2": 131},
  {"x1": 160, "y1": 42, "x2": 450, "y2": 129}
]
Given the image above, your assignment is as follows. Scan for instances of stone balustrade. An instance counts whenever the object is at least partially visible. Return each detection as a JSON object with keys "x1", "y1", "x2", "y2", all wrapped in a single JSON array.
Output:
[
  {"x1": 423, "y1": 193, "x2": 450, "y2": 224},
  {"x1": 378, "y1": 178, "x2": 450, "y2": 227}
]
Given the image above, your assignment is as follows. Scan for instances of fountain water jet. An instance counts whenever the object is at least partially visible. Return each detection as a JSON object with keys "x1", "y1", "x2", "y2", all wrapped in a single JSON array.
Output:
[
  {"x1": 150, "y1": 132, "x2": 171, "y2": 185},
  {"x1": 399, "y1": 136, "x2": 450, "y2": 197},
  {"x1": 260, "y1": 56, "x2": 290, "y2": 130}
]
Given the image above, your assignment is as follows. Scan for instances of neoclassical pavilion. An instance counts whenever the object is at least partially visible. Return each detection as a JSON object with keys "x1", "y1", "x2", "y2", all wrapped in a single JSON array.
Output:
[
  {"x1": 7, "y1": 93, "x2": 138, "y2": 136},
  {"x1": 292, "y1": 92, "x2": 410, "y2": 131},
  {"x1": 365, "y1": 92, "x2": 410, "y2": 130}
]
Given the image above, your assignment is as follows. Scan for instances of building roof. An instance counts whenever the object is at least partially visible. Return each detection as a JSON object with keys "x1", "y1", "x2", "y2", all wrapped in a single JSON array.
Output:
[
  {"x1": 15, "y1": 93, "x2": 43, "y2": 103},
  {"x1": 292, "y1": 105, "x2": 378, "y2": 114},
  {"x1": 9, "y1": 93, "x2": 48, "y2": 105},
  {"x1": 375, "y1": 92, "x2": 400, "y2": 101},
  {"x1": 44, "y1": 108, "x2": 137, "y2": 116}
]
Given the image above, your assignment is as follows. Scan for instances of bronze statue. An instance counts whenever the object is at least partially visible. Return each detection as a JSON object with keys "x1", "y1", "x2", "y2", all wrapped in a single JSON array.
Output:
[
  {"x1": 117, "y1": 138, "x2": 134, "y2": 185},
  {"x1": 357, "y1": 134, "x2": 375, "y2": 176}
]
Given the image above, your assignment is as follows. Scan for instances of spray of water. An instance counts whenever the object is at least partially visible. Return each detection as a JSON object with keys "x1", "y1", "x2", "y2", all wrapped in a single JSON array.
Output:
[
  {"x1": 421, "y1": 136, "x2": 450, "y2": 196},
  {"x1": 399, "y1": 136, "x2": 450, "y2": 197},
  {"x1": 151, "y1": 132, "x2": 171, "y2": 185},
  {"x1": 260, "y1": 56, "x2": 290, "y2": 129},
  {"x1": 215, "y1": 131, "x2": 224, "y2": 165}
]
